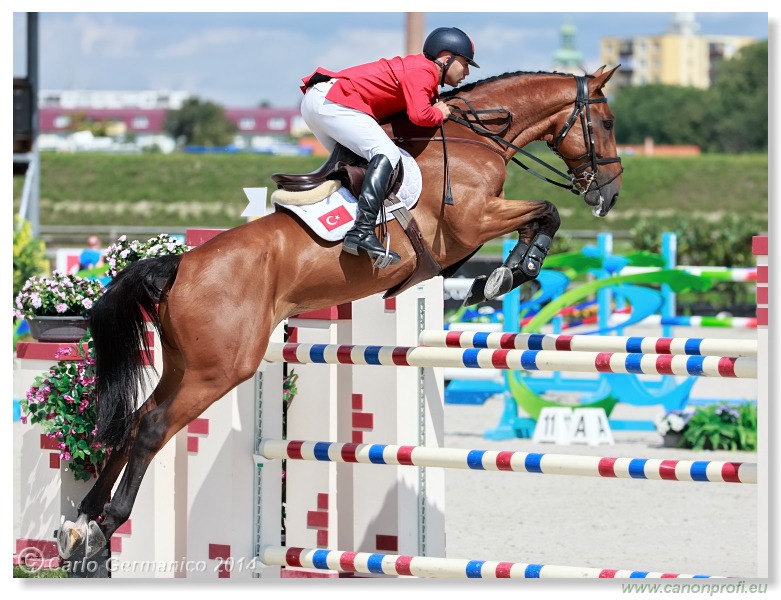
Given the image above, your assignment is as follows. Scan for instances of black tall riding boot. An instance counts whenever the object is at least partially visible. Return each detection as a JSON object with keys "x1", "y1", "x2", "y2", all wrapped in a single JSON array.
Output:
[{"x1": 342, "y1": 154, "x2": 401, "y2": 267}]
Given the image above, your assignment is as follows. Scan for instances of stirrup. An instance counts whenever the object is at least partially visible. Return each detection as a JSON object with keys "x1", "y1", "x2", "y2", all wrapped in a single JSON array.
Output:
[
  {"x1": 342, "y1": 231, "x2": 400, "y2": 268},
  {"x1": 373, "y1": 232, "x2": 400, "y2": 269}
]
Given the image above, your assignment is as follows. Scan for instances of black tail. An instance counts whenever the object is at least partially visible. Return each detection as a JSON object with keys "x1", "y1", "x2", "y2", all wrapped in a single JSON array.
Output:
[{"x1": 92, "y1": 254, "x2": 182, "y2": 450}]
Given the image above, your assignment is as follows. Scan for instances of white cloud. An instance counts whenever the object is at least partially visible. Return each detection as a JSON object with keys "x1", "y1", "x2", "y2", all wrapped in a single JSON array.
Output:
[{"x1": 13, "y1": 12, "x2": 769, "y2": 106}]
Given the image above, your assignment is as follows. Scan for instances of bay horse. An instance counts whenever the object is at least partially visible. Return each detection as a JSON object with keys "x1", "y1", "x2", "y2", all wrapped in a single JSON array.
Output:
[{"x1": 58, "y1": 66, "x2": 623, "y2": 559}]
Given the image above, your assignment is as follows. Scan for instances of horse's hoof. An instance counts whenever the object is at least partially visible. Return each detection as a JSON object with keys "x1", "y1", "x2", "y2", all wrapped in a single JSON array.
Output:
[
  {"x1": 84, "y1": 520, "x2": 107, "y2": 559},
  {"x1": 462, "y1": 275, "x2": 487, "y2": 306},
  {"x1": 484, "y1": 267, "x2": 513, "y2": 300},
  {"x1": 57, "y1": 517, "x2": 86, "y2": 559}
]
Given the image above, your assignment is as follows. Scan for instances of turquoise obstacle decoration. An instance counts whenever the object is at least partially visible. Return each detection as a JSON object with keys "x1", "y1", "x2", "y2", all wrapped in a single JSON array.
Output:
[{"x1": 451, "y1": 237, "x2": 717, "y2": 438}]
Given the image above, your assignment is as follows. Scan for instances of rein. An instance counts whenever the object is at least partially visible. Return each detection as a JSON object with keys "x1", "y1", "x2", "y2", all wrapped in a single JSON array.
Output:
[{"x1": 443, "y1": 75, "x2": 623, "y2": 198}]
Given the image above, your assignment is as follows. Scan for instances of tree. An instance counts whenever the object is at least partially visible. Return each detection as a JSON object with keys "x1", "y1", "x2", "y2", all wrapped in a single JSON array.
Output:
[
  {"x1": 163, "y1": 97, "x2": 237, "y2": 147},
  {"x1": 611, "y1": 84, "x2": 709, "y2": 146},
  {"x1": 706, "y1": 40, "x2": 768, "y2": 153},
  {"x1": 610, "y1": 41, "x2": 768, "y2": 153}
]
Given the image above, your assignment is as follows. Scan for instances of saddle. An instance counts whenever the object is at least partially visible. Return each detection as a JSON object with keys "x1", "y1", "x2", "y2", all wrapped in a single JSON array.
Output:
[
  {"x1": 271, "y1": 145, "x2": 441, "y2": 298},
  {"x1": 271, "y1": 144, "x2": 367, "y2": 195}
]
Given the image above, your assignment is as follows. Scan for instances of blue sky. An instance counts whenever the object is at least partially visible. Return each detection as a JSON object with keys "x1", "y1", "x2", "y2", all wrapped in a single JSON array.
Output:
[{"x1": 11, "y1": 6, "x2": 770, "y2": 108}]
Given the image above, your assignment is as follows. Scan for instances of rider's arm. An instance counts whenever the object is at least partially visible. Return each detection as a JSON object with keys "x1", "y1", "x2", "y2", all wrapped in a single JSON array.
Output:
[{"x1": 400, "y1": 66, "x2": 444, "y2": 128}]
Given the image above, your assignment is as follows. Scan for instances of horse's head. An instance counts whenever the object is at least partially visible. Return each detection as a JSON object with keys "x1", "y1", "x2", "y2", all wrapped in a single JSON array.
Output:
[{"x1": 548, "y1": 66, "x2": 623, "y2": 217}]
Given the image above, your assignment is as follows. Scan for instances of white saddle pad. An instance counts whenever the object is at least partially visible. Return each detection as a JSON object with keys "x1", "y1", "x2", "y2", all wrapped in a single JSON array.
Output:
[{"x1": 273, "y1": 149, "x2": 422, "y2": 242}]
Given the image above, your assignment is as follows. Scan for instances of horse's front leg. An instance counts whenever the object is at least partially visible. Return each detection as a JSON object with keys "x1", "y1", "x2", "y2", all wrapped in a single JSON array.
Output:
[{"x1": 464, "y1": 198, "x2": 560, "y2": 306}]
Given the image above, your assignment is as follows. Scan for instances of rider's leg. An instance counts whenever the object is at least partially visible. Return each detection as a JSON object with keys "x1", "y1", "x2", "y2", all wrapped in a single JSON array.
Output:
[
  {"x1": 342, "y1": 154, "x2": 400, "y2": 265},
  {"x1": 301, "y1": 87, "x2": 402, "y2": 266},
  {"x1": 300, "y1": 81, "x2": 338, "y2": 153}
]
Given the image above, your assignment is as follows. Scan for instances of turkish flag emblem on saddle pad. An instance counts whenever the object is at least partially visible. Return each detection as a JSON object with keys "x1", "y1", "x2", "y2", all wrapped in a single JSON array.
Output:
[{"x1": 318, "y1": 206, "x2": 353, "y2": 231}]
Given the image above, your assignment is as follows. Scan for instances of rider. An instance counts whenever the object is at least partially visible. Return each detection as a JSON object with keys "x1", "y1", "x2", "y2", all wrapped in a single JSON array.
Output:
[{"x1": 299, "y1": 26, "x2": 479, "y2": 267}]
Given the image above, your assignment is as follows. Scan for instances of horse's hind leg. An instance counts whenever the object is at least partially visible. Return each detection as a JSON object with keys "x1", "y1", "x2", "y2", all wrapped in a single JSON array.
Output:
[
  {"x1": 82, "y1": 368, "x2": 249, "y2": 558},
  {"x1": 58, "y1": 369, "x2": 182, "y2": 558}
]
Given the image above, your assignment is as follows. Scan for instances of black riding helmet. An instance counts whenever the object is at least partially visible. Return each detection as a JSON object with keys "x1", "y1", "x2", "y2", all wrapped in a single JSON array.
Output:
[{"x1": 423, "y1": 27, "x2": 480, "y2": 68}]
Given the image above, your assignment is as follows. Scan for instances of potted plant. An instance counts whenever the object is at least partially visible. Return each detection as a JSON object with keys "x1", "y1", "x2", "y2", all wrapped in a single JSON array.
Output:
[
  {"x1": 681, "y1": 403, "x2": 757, "y2": 451},
  {"x1": 19, "y1": 334, "x2": 110, "y2": 481},
  {"x1": 105, "y1": 233, "x2": 188, "y2": 278},
  {"x1": 654, "y1": 407, "x2": 695, "y2": 447},
  {"x1": 13, "y1": 271, "x2": 104, "y2": 342}
]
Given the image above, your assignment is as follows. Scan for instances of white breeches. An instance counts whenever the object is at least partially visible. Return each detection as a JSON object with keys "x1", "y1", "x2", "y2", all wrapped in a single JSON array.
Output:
[{"x1": 300, "y1": 80, "x2": 401, "y2": 168}]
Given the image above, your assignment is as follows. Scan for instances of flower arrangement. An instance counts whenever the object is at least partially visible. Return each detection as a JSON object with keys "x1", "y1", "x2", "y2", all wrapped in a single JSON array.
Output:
[
  {"x1": 13, "y1": 271, "x2": 104, "y2": 320},
  {"x1": 654, "y1": 407, "x2": 695, "y2": 437},
  {"x1": 283, "y1": 369, "x2": 298, "y2": 405},
  {"x1": 105, "y1": 233, "x2": 188, "y2": 278},
  {"x1": 655, "y1": 403, "x2": 757, "y2": 451},
  {"x1": 20, "y1": 335, "x2": 109, "y2": 481}
]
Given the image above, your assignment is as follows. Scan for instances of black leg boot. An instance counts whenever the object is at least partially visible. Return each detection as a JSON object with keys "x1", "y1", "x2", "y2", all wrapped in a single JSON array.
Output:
[
  {"x1": 342, "y1": 154, "x2": 401, "y2": 267},
  {"x1": 463, "y1": 241, "x2": 529, "y2": 306},
  {"x1": 483, "y1": 241, "x2": 531, "y2": 301},
  {"x1": 472, "y1": 234, "x2": 552, "y2": 304}
]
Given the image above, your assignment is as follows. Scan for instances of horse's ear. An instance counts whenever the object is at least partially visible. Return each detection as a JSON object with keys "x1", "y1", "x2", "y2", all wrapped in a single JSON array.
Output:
[{"x1": 592, "y1": 65, "x2": 620, "y2": 91}]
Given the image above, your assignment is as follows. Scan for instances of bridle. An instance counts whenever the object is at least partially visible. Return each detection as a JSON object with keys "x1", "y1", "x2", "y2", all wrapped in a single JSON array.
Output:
[
  {"x1": 446, "y1": 74, "x2": 623, "y2": 197},
  {"x1": 547, "y1": 76, "x2": 623, "y2": 195}
]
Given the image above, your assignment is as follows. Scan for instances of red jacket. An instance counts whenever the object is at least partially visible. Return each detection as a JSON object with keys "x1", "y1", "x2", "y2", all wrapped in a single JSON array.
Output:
[{"x1": 301, "y1": 54, "x2": 443, "y2": 127}]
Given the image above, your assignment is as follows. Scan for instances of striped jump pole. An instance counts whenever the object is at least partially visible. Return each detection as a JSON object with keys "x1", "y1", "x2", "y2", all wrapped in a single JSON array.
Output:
[
  {"x1": 264, "y1": 342, "x2": 757, "y2": 378},
  {"x1": 256, "y1": 546, "x2": 723, "y2": 579},
  {"x1": 420, "y1": 330, "x2": 758, "y2": 358},
  {"x1": 256, "y1": 439, "x2": 756, "y2": 484}
]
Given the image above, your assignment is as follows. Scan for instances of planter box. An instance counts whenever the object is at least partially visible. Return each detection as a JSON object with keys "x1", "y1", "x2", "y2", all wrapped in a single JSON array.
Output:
[{"x1": 28, "y1": 316, "x2": 89, "y2": 343}]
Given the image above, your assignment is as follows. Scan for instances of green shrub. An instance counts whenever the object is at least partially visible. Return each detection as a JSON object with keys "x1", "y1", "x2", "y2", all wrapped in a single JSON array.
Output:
[
  {"x1": 681, "y1": 402, "x2": 757, "y2": 451},
  {"x1": 630, "y1": 215, "x2": 765, "y2": 268},
  {"x1": 13, "y1": 215, "x2": 49, "y2": 300},
  {"x1": 630, "y1": 215, "x2": 765, "y2": 310}
]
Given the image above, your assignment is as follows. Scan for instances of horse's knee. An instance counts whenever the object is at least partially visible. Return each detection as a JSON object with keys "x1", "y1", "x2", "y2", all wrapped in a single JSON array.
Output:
[{"x1": 542, "y1": 201, "x2": 561, "y2": 232}]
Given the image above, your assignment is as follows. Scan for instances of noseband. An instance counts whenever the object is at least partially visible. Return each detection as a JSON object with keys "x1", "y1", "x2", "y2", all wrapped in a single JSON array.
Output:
[
  {"x1": 446, "y1": 74, "x2": 623, "y2": 197},
  {"x1": 547, "y1": 76, "x2": 623, "y2": 195}
]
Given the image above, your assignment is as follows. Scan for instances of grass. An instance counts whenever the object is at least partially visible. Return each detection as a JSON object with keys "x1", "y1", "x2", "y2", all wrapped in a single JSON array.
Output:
[
  {"x1": 13, "y1": 566, "x2": 69, "y2": 578},
  {"x1": 13, "y1": 151, "x2": 768, "y2": 232}
]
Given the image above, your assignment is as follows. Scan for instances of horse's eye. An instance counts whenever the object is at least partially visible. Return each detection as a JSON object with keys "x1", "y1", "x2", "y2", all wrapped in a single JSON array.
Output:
[{"x1": 603, "y1": 120, "x2": 614, "y2": 131}]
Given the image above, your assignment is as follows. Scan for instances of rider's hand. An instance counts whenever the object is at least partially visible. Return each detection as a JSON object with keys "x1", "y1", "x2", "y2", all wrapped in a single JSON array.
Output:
[{"x1": 433, "y1": 101, "x2": 451, "y2": 121}]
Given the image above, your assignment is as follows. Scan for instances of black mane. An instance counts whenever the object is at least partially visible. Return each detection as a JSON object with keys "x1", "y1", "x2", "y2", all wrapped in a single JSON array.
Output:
[{"x1": 441, "y1": 70, "x2": 583, "y2": 98}]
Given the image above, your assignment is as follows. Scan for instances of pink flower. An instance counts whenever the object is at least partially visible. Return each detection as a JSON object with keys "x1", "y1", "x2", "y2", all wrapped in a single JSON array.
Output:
[
  {"x1": 55, "y1": 303, "x2": 68, "y2": 313},
  {"x1": 20, "y1": 415, "x2": 27, "y2": 424},
  {"x1": 55, "y1": 347, "x2": 73, "y2": 358}
]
